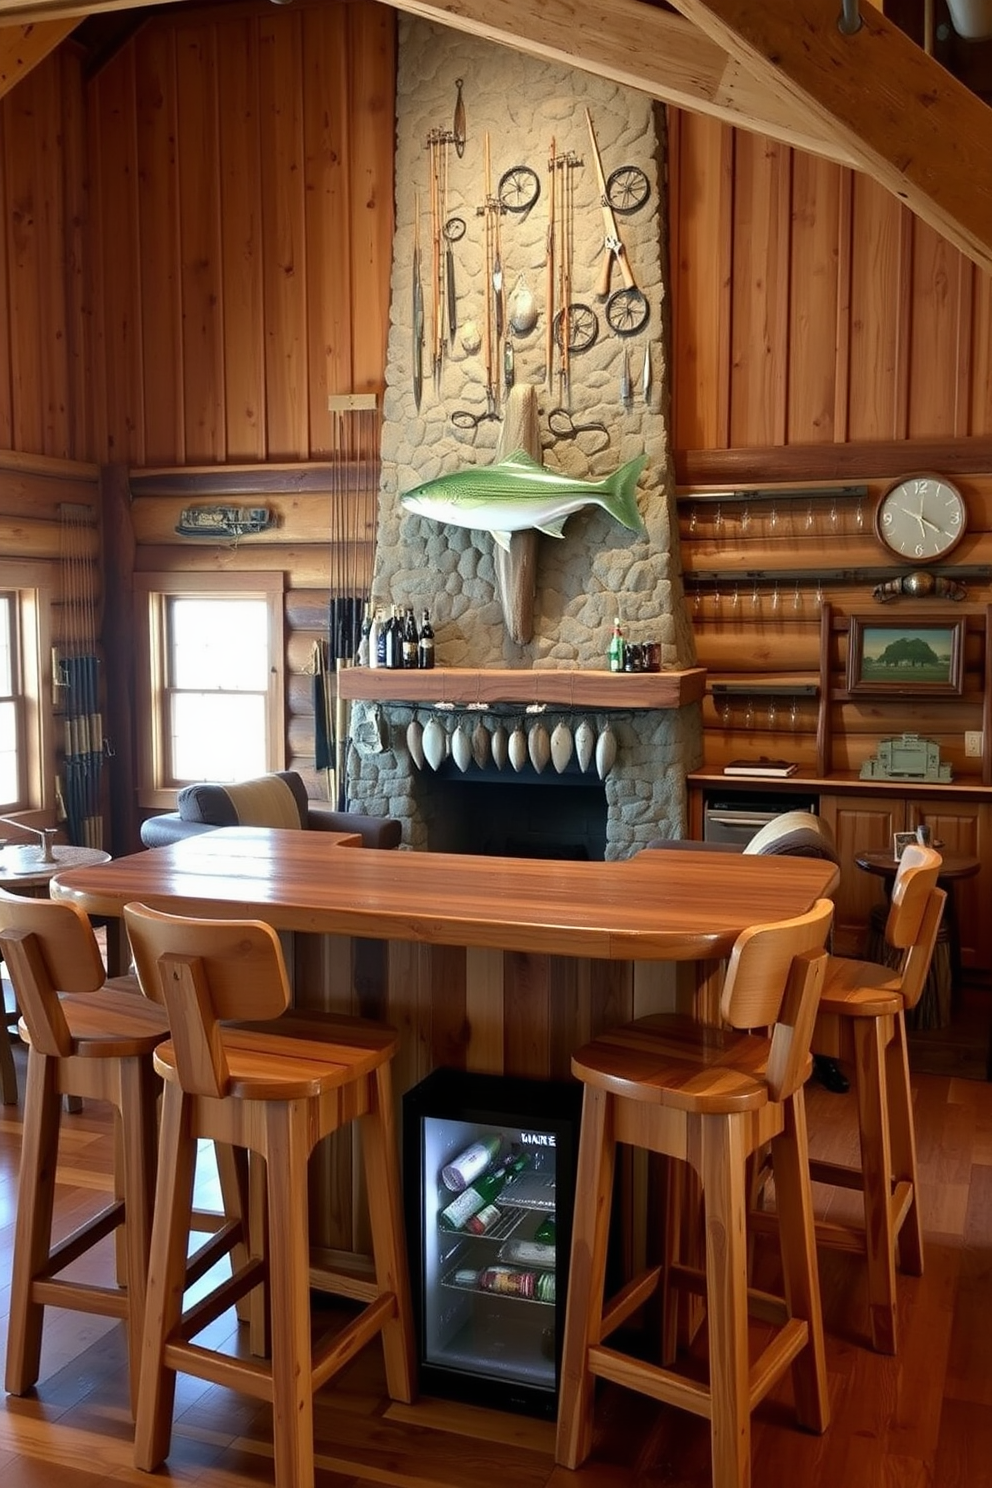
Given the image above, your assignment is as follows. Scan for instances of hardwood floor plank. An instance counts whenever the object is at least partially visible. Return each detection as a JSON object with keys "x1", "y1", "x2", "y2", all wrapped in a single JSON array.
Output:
[{"x1": 0, "y1": 1036, "x2": 991, "y2": 1487}]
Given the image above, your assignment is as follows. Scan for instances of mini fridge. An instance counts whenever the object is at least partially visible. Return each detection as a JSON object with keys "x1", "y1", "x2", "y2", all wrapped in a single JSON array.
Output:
[{"x1": 403, "y1": 1066, "x2": 583, "y2": 1419}]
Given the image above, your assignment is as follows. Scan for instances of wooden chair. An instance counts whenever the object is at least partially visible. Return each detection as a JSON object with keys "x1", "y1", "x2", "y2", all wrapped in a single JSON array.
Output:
[
  {"x1": 123, "y1": 901, "x2": 416, "y2": 1488},
  {"x1": 0, "y1": 962, "x2": 17, "y2": 1104},
  {"x1": 555, "y1": 898, "x2": 834, "y2": 1488},
  {"x1": 0, "y1": 886, "x2": 172, "y2": 1414},
  {"x1": 803, "y1": 842, "x2": 944, "y2": 1354}
]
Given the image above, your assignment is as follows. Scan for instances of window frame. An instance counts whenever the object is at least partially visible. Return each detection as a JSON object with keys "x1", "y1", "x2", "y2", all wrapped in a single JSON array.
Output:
[
  {"x1": 0, "y1": 562, "x2": 55, "y2": 818},
  {"x1": 134, "y1": 572, "x2": 285, "y2": 810}
]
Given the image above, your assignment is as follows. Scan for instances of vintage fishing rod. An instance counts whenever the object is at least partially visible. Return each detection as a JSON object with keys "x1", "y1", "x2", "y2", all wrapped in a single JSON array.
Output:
[
  {"x1": 545, "y1": 137, "x2": 556, "y2": 394},
  {"x1": 412, "y1": 191, "x2": 424, "y2": 412}
]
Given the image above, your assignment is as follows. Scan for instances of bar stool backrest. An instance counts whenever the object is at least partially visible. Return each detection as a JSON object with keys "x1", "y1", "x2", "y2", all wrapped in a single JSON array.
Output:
[
  {"x1": 0, "y1": 886, "x2": 107, "y2": 1056},
  {"x1": 720, "y1": 898, "x2": 834, "y2": 1102},
  {"x1": 885, "y1": 844, "x2": 942, "y2": 950},
  {"x1": 124, "y1": 901, "x2": 292, "y2": 1099}
]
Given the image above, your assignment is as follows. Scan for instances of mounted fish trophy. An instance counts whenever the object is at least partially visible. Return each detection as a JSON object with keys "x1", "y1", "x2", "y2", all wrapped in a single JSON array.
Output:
[{"x1": 400, "y1": 384, "x2": 646, "y2": 644}]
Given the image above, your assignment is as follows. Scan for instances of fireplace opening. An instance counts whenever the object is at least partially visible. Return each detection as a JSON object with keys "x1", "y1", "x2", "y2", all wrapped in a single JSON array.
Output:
[{"x1": 415, "y1": 760, "x2": 608, "y2": 860}]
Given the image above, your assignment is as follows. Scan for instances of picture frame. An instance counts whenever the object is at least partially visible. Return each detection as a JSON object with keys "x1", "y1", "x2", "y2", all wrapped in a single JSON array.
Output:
[
  {"x1": 847, "y1": 614, "x2": 965, "y2": 696},
  {"x1": 892, "y1": 831, "x2": 917, "y2": 861}
]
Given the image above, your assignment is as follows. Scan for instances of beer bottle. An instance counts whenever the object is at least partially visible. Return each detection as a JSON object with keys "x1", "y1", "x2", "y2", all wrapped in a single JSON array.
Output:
[
  {"x1": 441, "y1": 1135, "x2": 502, "y2": 1192},
  {"x1": 608, "y1": 616, "x2": 625, "y2": 673},
  {"x1": 418, "y1": 609, "x2": 435, "y2": 670},
  {"x1": 437, "y1": 1150, "x2": 530, "y2": 1232},
  {"x1": 402, "y1": 607, "x2": 419, "y2": 669},
  {"x1": 384, "y1": 605, "x2": 401, "y2": 669},
  {"x1": 369, "y1": 609, "x2": 384, "y2": 669}
]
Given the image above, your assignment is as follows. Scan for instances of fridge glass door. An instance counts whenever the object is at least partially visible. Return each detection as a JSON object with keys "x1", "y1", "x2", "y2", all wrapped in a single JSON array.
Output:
[{"x1": 421, "y1": 1114, "x2": 560, "y2": 1394}]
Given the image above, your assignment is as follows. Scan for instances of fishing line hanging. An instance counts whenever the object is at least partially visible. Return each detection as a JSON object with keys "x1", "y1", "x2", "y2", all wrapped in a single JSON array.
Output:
[
  {"x1": 57, "y1": 502, "x2": 104, "y2": 849},
  {"x1": 546, "y1": 141, "x2": 586, "y2": 403},
  {"x1": 326, "y1": 392, "x2": 380, "y2": 809}
]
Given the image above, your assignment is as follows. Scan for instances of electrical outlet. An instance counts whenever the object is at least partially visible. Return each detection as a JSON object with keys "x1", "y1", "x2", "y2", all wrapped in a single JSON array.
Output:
[{"x1": 965, "y1": 730, "x2": 984, "y2": 757}]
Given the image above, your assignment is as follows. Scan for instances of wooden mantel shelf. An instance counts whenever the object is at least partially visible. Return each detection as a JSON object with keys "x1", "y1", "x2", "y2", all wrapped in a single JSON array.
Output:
[{"x1": 337, "y1": 666, "x2": 707, "y2": 710}]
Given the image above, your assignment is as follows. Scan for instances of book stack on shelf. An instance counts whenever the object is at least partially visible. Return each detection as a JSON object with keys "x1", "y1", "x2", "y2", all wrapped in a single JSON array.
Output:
[{"x1": 723, "y1": 758, "x2": 798, "y2": 778}]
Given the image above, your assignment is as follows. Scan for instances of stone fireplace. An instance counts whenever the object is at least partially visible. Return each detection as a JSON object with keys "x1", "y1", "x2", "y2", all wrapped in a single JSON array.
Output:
[{"x1": 343, "y1": 18, "x2": 702, "y2": 858}]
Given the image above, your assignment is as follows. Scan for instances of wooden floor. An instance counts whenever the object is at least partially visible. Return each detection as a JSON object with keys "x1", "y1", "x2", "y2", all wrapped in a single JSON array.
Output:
[{"x1": 1, "y1": 1033, "x2": 992, "y2": 1488}]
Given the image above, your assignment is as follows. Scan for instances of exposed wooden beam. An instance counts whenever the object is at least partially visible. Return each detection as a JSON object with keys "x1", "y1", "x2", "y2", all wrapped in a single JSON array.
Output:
[
  {"x1": 0, "y1": 17, "x2": 77, "y2": 95},
  {"x1": 667, "y1": 0, "x2": 992, "y2": 274},
  {"x1": 376, "y1": 0, "x2": 857, "y2": 166}
]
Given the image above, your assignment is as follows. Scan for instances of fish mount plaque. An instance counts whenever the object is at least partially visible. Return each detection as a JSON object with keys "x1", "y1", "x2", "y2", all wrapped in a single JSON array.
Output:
[{"x1": 175, "y1": 505, "x2": 276, "y2": 539}]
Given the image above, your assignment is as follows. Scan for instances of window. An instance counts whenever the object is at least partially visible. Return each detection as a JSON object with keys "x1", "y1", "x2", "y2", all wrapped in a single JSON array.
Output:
[
  {"x1": 0, "y1": 568, "x2": 52, "y2": 816},
  {"x1": 0, "y1": 596, "x2": 22, "y2": 806},
  {"x1": 135, "y1": 574, "x2": 284, "y2": 805}
]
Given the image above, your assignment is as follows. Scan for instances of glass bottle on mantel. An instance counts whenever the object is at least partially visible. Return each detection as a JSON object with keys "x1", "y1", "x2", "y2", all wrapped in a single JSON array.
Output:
[
  {"x1": 384, "y1": 605, "x2": 402, "y2": 669},
  {"x1": 369, "y1": 608, "x2": 384, "y2": 669},
  {"x1": 608, "y1": 616, "x2": 625, "y2": 673},
  {"x1": 402, "y1": 607, "x2": 419, "y2": 669},
  {"x1": 418, "y1": 609, "x2": 435, "y2": 669}
]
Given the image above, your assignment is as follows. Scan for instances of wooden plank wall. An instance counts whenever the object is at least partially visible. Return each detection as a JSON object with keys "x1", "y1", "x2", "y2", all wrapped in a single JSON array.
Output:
[
  {"x1": 667, "y1": 109, "x2": 992, "y2": 775},
  {"x1": 677, "y1": 469, "x2": 992, "y2": 777},
  {"x1": 85, "y1": 0, "x2": 395, "y2": 468},
  {"x1": 667, "y1": 110, "x2": 992, "y2": 453},
  {"x1": 0, "y1": 45, "x2": 88, "y2": 459}
]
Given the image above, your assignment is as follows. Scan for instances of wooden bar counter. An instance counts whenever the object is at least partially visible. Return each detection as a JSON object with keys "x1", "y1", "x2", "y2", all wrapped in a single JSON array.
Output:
[{"x1": 51, "y1": 830, "x2": 839, "y2": 1253}]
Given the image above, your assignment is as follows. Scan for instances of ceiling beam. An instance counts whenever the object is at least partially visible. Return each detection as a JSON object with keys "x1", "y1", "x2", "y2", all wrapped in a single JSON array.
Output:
[
  {"x1": 667, "y1": 0, "x2": 992, "y2": 274},
  {"x1": 0, "y1": 17, "x2": 77, "y2": 95},
  {"x1": 376, "y1": 0, "x2": 857, "y2": 167}
]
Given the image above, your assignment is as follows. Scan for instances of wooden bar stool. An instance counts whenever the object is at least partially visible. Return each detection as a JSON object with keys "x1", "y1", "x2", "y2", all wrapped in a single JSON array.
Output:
[
  {"x1": 556, "y1": 899, "x2": 834, "y2": 1488},
  {"x1": 0, "y1": 886, "x2": 170, "y2": 1415},
  {"x1": 123, "y1": 901, "x2": 416, "y2": 1488},
  {"x1": 805, "y1": 842, "x2": 944, "y2": 1354}
]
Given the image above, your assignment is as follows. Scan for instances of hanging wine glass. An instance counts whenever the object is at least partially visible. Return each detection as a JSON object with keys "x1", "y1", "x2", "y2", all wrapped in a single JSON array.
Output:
[
  {"x1": 805, "y1": 501, "x2": 815, "y2": 530},
  {"x1": 740, "y1": 505, "x2": 751, "y2": 532},
  {"x1": 744, "y1": 696, "x2": 754, "y2": 729}
]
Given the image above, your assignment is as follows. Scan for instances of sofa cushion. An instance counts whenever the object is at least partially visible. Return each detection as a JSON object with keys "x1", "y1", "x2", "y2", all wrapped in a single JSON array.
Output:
[
  {"x1": 177, "y1": 771, "x2": 306, "y2": 830},
  {"x1": 743, "y1": 810, "x2": 839, "y2": 863}
]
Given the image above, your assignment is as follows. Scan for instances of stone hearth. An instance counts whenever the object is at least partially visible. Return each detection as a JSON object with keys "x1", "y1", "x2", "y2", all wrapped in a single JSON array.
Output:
[{"x1": 343, "y1": 19, "x2": 702, "y2": 858}]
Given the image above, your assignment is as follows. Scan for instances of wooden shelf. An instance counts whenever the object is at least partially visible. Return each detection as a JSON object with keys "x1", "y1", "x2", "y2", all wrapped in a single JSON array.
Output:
[
  {"x1": 337, "y1": 666, "x2": 707, "y2": 710},
  {"x1": 709, "y1": 673, "x2": 819, "y2": 696}
]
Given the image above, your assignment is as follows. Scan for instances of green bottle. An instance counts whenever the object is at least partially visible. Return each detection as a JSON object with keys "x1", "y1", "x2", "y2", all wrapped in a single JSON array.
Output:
[
  {"x1": 533, "y1": 1216, "x2": 556, "y2": 1245},
  {"x1": 438, "y1": 1150, "x2": 530, "y2": 1231},
  {"x1": 608, "y1": 616, "x2": 625, "y2": 673}
]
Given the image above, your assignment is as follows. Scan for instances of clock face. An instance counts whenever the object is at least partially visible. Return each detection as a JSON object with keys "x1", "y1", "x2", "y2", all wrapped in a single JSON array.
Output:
[{"x1": 874, "y1": 474, "x2": 967, "y2": 563}]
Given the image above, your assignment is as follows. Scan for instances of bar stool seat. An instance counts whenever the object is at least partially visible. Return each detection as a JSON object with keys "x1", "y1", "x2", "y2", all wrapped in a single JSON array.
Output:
[
  {"x1": 0, "y1": 888, "x2": 170, "y2": 1415},
  {"x1": 556, "y1": 898, "x2": 834, "y2": 1488},
  {"x1": 123, "y1": 902, "x2": 416, "y2": 1488}
]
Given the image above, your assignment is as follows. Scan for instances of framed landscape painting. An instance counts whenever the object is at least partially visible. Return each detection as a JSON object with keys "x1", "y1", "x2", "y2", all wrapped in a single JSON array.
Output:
[{"x1": 847, "y1": 615, "x2": 965, "y2": 696}]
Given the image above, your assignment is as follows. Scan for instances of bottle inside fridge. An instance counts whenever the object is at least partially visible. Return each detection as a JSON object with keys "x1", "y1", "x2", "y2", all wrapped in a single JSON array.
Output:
[{"x1": 403, "y1": 1067, "x2": 583, "y2": 1418}]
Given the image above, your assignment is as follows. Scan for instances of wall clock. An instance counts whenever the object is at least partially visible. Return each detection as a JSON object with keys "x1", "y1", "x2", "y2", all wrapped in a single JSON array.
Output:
[{"x1": 873, "y1": 473, "x2": 967, "y2": 563}]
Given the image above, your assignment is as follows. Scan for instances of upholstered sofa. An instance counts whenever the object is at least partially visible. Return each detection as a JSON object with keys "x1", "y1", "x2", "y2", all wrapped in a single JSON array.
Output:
[{"x1": 139, "y1": 770, "x2": 402, "y2": 850}]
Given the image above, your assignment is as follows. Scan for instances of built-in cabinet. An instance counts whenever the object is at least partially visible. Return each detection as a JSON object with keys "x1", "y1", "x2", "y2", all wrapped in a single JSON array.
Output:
[{"x1": 688, "y1": 773, "x2": 992, "y2": 971}]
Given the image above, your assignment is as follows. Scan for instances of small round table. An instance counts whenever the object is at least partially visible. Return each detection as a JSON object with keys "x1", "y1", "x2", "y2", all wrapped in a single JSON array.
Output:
[
  {"x1": 0, "y1": 842, "x2": 111, "y2": 890},
  {"x1": 854, "y1": 848, "x2": 980, "y2": 1029}
]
